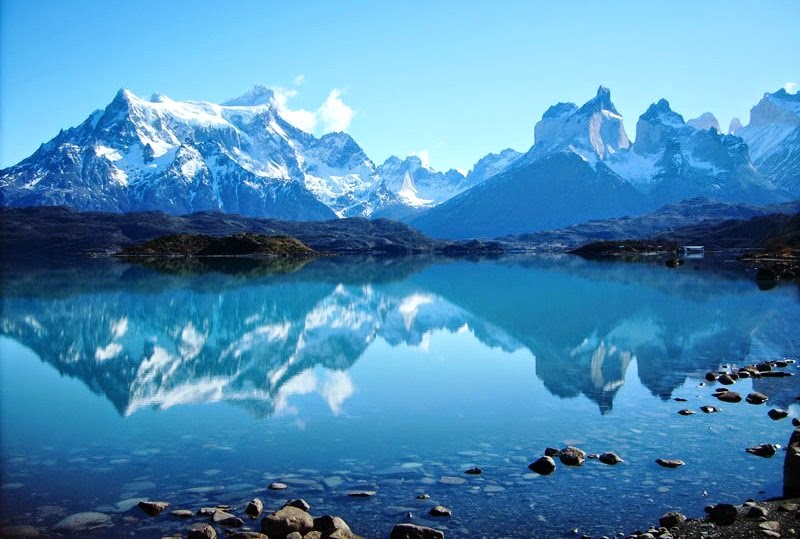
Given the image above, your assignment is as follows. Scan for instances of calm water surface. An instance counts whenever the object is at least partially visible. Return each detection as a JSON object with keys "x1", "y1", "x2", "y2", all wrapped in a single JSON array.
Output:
[{"x1": 1, "y1": 255, "x2": 799, "y2": 538}]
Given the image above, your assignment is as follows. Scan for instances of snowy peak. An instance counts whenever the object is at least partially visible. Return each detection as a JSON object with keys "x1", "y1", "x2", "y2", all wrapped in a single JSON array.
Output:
[
  {"x1": 376, "y1": 155, "x2": 466, "y2": 207},
  {"x1": 729, "y1": 117, "x2": 744, "y2": 134},
  {"x1": 222, "y1": 85, "x2": 276, "y2": 107},
  {"x1": 633, "y1": 99, "x2": 691, "y2": 155},
  {"x1": 466, "y1": 148, "x2": 522, "y2": 184},
  {"x1": 687, "y1": 112, "x2": 721, "y2": 133},
  {"x1": 531, "y1": 86, "x2": 630, "y2": 161}
]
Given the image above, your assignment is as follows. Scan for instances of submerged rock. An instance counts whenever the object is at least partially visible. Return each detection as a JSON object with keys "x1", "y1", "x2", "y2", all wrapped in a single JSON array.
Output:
[
  {"x1": 464, "y1": 467, "x2": 483, "y2": 475},
  {"x1": 53, "y1": 512, "x2": 111, "y2": 533},
  {"x1": 528, "y1": 456, "x2": 557, "y2": 475},
  {"x1": 137, "y1": 500, "x2": 169, "y2": 516},
  {"x1": 390, "y1": 523, "x2": 445, "y2": 539},
  {"x1": 268, "y1": 482, "x2": 288, "y2": 490}
]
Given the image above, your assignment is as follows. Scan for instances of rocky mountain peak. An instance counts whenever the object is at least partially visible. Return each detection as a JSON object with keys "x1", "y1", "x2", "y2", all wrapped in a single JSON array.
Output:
[{"x1": 687, "y1": 112, "x2": 721, "y2": 133}]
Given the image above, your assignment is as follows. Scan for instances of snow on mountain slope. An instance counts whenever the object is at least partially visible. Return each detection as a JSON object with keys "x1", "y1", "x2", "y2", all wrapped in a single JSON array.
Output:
[
  {"x1": 737, "y1": 88, "x2": 800, "y2": 195},
  {"x1": 465, "y1": 148, "x2": 523, "y2": 184},
  {"x1": 0, "y1": 87, "x2": 396, "y2": 219},
  {"x1": 377, "y1": 155, "x2": 470, "y2": 207}
]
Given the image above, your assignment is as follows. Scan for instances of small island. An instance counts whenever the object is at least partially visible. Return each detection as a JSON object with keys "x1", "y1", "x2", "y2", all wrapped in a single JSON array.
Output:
[{"x1": 118, "y1": 233, "x2": 318, "y2": 258}]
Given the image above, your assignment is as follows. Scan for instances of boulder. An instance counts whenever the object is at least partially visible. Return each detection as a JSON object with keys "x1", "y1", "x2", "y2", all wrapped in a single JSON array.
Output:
[
  {"x1": 746, "y1": 392, "x2": 769, "y2": 404},
  {"x1": 706, "y1": 503, "x2": 738, "y2": 525},
  {"x1": 313, "y1": 515, "x2": 351, "y2": 534},
  {"x1": 187, "y1": 523, "x2": 217, "y2": 539},
  {"x1": 283, "y1": 499, "x2": 311, "y2": 512},
  {"x1": 464, "y1": 467, "x2": 482, "y2": 475},
  {"x1": 655, "y1": 459, "x2": 685, "y2": 468},
  {"x1": 700, "y1": 405, "x2": 720, "y2": 413},
  {"x1": 677, "y1": 409, "x2": 695, "y2": 416},
  {"x1": 659, "y1": 511, "x2": 686, "y2": 528},
  {"x1": 746, "y1": 443, "x2": 778, "y2": 458},
  {"x1": 261, "y1": 506, "x2": 314, "y2": 537},
  {"x1": 544, "y1": 447, "x2": 560, "y2": 457},
  {"x1": 389, "y1": 523, "x2": 445, "y2": 539},
  {"x1": 228, "y1": 533, "x2": 269, "y2": 539},
  {"x1": 715, "y1": 391, "x2": 742, "y2": 403},
  {"x1": 428, "y1": 505, "x2": 452, "y2": 517},
  {"x1": 768, "y1": 408, "x2": 789, "y2": 420},
  {"x1": 558, "y1": 446, "x2": 586, "y2": 466},
  {"x1": 746, "y1": 505, "x2": 769, "y2": 519},
  {"x1": 718, "y1": 373, "x2": 735, "y2": 385},
  {"x1": 137, "y1": 500, "x2": 170, "y2": 516},
  {"x1": 598, "y1": 452, "x2": 623, "y2": 465},
  {"x1": 245, "y1": 498, "x2": 264, "y2": 518},
  {"x1": 268, "y1": 482, "x2": 288, "y2": 490},
  {"x1": 528, "y1": 456, "x2": 556, "y2": 475},
  {"x1": 212, "y1": 510, "x2": 243, "y2": 527},
  {"x1": 784, "y1": 429, "x2": 800, "y2": 496},
  {"x1": 171, "y1": 509, "x2": 193, "y2": 518}
]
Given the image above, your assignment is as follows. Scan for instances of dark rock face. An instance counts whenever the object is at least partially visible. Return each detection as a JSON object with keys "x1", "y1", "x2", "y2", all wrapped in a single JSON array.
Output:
[
  {"x1": 659, "y1": 511, "x2": 686, "y2": 528},
  {"x1": 706, "y1": 503, "x2": 738, "y2": 525},
  {"x1": 528, "y1": 456, "x2": 557, "y2": 475},
  {"x1": 784, "y1": 429, "x2": 800, "y2": 496},
  {"x1": 389, "y1": 523, "x2": 445, "y2": 539},
  {"x1": 260, "y1": 506, "x2": 314, "y2": 537}
]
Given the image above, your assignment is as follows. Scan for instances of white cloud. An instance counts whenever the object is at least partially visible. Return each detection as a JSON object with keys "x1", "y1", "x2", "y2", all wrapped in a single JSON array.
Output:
[
  {"x1": 293, "y1": 74, "x2": 305, "y2": 86},
  {"x1": 785, "y1": 82, "x2": 798, "y2": 93},
  {"x1": 318, "y1": 89, "x2": 355, "y2": 133},
  {"x1": 413, "y1": 149, "x2": 431, "y2": 168},
  {"x1": 269, "y1": 86, "x2": 355, "y2": 135}
]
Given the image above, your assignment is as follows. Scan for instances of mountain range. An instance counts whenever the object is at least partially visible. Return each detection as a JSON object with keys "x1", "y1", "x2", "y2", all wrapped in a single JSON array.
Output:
[{"x1": 1, "y1": 85, "x2": 798, "y2": 238}]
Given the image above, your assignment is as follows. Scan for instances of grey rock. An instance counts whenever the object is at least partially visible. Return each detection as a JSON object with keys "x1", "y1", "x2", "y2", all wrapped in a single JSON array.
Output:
[
  {"x1": 268, "y1": 481, "x2": 288, "y2": 490},
  {"x1": 746, "y1": 443, "x2": 778, "y2": 458},
  {"x1": 313, "y1": 514, "x2": 351, "y2": 534},
  {"x1": 196, "y1": 507, "x2": 217, "y2": 517},
  {"x1": 428, "y1": 505, "x2": 452, "y2": 517},
  {"x1": 283, "y1": 498, "x2": 311, "y2": 512},
  {"x1": 416, "y1": 493, "x2": 430, "y2": 500},
  {"x1": 528, "y1": 456, "x2": 557, "y2": 475},
  {"x1": 658, "y1": 512, "x2": 685, "y2": 530},
  {"x1": 559, "y1": 446, "x2": 586, "y2": 466},
  {"x1": 390, "y1": 522, "x2": 445, "y2": 539},
  {"x1": 261, "y1": 506, "x2": 314, "y2": 537},
  {"x1": 715, "y1": 391, "x2": 742, "y2": 403},
  {"x1": 599, "y1": 452, "x2": 624, "y2": 465},
  {"x1": 287, "y1": 533, "x2": 304, "y2": 539},
  {"x1": 187, "y1": 523, "x2": 217, "y2": 539},
  {"x1": 212, "y1": 509, "x2": 243, "y2": 527},
  {"x1": 347, "y1": 490, "x2": 376, "y2": 497},
  {"x1": 171, "y1": 509, "x2": 193, "y2": 518},
  {"x1": 655, "y1": 459, "x2": 685, "y2": 468},
  {"x1": 53, "y1": 512, "x2": 111, "y2": 533},
  {"x1": 137, "y1": 500, "x2": 170, "y2": 516},
  {"x1": 746, "y1": 392, "x2": 769, "y2": 405},
  {"x1": 303, "y1": 532, "x2": 323, "y2": 539},
  {"x1": 245, "y1": 498, "x2": 264, "y2": 518},
  {"x1": 746, "y1": 505, "x2": 769, "y2": 519}
]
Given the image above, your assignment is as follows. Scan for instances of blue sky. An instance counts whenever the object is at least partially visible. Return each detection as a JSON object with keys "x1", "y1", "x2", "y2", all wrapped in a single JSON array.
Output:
[{"x1": 1, "y1": 0, "x2": 798, "y2": 171}]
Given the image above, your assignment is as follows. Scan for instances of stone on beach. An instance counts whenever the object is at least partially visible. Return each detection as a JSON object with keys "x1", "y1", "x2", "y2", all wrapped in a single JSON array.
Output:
[
  {"x1": 706, "y1": 503, "x2": 738, "y2": 525},
  {"x1": 659, "y1": 511, "x2": 686, "y2": 528},
  {"x1": 390, "y1": 522, "x2": 445, "y2": 539},
  {"x1": 187, "y1": 523, "x2": 217, "y2": 539},
  {"x1": 261, "y1": 505, "x2": 314, "y2": 537}
]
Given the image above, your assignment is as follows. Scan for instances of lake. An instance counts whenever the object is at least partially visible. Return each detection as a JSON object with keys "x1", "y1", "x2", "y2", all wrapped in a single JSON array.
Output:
[{"x1": 1, "y1": 255, "x2": 799, "y2": 538}]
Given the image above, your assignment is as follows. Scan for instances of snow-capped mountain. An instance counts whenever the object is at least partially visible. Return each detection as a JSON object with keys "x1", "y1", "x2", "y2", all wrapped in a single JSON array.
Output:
[
  {"x1": 465, "y1": 148, "x2": 523, "y2": 184},
  {"x1": 376, "y1": 156, "x2": 469, "y2": 208},
  {"x1": 686, "y1": 112, "x2": 721, "y2": 133},
  {"x1": 412, "y1": 87, "x2": 785, "y2": 238},
  {"x1": 737, "y1": 88, "x2": 800, "y2": 195},
  {"x1": 0, "y1": 87, "x2": 398, "y2": 219}
]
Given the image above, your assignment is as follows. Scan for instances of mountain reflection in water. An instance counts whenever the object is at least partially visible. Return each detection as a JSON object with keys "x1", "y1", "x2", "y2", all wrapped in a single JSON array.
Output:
[{"x1": 1, "y1": 255, "x2": 798, "y2": 418}]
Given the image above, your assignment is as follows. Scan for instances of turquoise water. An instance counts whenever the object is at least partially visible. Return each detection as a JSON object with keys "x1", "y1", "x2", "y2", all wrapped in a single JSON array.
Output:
[{"x1": 1, "y1": 255, "x2": 799, "y2": 538}]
